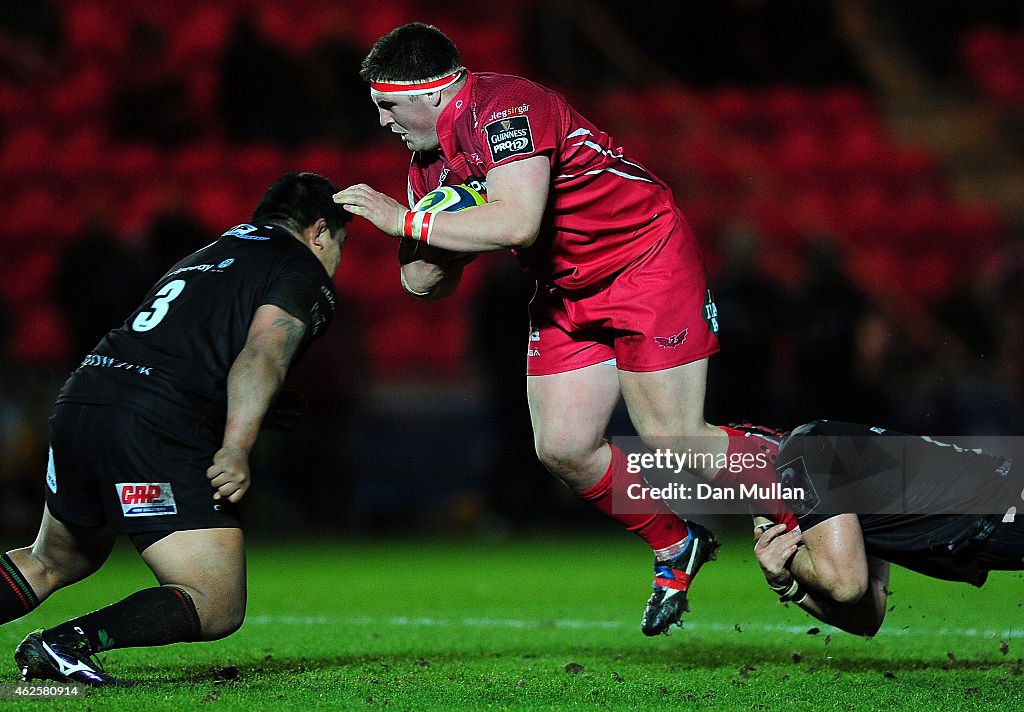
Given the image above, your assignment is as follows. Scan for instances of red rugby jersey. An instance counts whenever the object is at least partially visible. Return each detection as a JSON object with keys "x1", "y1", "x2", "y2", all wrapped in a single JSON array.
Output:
[{"x1": 408, "y1": 71, "x2": 701, "y2": 290}]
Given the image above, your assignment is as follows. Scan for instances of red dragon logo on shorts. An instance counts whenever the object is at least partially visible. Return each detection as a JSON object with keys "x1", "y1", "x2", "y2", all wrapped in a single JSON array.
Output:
[{"x1": 653, "y1": 329, "x2": 688, "y2": 348}]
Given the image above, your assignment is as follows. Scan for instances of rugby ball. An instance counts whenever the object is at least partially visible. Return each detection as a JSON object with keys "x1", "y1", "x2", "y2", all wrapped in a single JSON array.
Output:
[{"x1": 413, "y1": 184, "x2": 486, "y2": 213}]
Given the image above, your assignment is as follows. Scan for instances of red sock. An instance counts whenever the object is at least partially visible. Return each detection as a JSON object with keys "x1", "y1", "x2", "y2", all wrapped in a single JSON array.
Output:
[
  {"x1": 577, "y1": 442, "x2": 690, "y2": 551},
  {"x1": 714, "y1": 425, "x2": 797, "y2": 530}
]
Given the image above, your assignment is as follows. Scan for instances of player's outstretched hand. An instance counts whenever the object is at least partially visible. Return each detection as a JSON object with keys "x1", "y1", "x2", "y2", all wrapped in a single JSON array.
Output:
[
  {"x1": 334, "y1": 184, "x2": 406, "y2": 237},
  {"x1": 207, "y1": 446, "x2": 251, "y2": 503},
  {"x1": 753, "y1": 522, "x2": 802, "y2": 590}
]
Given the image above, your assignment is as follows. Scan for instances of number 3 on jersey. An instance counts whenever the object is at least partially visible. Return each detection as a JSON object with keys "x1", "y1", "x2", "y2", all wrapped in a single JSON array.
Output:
[{"x1": 132, "y1": 279, "x2": 186, "y2": 332}]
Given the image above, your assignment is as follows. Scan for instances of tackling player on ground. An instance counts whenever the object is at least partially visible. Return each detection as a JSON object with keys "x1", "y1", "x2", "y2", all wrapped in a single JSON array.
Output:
[
  {"x1": 752, "y1": 421, "x2": 1024, "y2": 635},
  {"x1": 335, "y1": 23, "x2": 790, "y2": 636},
  {"x1": 0, "y1": 173, "x2": 350, "y2": 685}
]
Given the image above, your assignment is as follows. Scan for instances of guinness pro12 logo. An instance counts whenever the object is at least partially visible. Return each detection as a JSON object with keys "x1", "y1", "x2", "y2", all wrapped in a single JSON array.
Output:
[{"x1": 485, "y1": 115, "x2": 534, "y2": 163}]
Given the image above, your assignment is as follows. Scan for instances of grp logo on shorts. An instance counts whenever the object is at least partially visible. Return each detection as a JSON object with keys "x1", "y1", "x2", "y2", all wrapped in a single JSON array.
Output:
[{"x1": 115, "y1": 483, "x2": 178, "y2": 517}]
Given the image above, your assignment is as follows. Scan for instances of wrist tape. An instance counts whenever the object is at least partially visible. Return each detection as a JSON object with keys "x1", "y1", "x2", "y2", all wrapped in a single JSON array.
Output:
[{"x1": 403, "y1": 210, "x2": 434, "y2": 243}]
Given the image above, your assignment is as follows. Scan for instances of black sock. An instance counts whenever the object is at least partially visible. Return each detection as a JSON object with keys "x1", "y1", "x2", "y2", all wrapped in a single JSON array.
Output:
[
  {"x1": 0, "y1": 554, "x2": 39, "y2": 624},
  {"x1": 45, "y1": 586, "x2": 202, "y2": 654}
]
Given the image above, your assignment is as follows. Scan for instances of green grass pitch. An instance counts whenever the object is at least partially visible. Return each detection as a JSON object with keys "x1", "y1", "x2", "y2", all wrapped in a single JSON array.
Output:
[{"x1": 1, "y1": 530, "x2": 1022, "y2": 710}]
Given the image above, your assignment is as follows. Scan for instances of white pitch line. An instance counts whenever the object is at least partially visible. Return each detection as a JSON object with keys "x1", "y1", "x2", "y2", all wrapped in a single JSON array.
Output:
[{"x1": 246, "y1": 615, "x2": 1024, "y2": 640}]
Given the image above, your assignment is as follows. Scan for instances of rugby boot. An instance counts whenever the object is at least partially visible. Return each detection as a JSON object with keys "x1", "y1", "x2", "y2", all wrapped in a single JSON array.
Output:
[
  {"x1": 14, "y1": 630, "x2": 124, "y2": 687},
  {"x1": 640, "y1": 522, "x2": 720, "y2": 636}
]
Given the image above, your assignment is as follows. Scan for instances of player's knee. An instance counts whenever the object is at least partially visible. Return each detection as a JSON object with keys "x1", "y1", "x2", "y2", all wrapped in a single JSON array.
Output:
[
  {"x1": 199, "y1": 597, "x2": 246, "y2": 641},
  {"x1": 534, "y1": 434, "x2": 594, "y2": 482},
  {"x1": 213, "y1": 606, "x2": 246, "y2": 639},
  {"x1": 183, "y1": 581, "x2": 245, "y2": 641}
]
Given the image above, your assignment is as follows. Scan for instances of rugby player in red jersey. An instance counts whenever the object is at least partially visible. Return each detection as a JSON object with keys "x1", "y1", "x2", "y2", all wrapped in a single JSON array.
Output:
[{"x1": 336, "y1": 23, "x2": 788, "y2": 636}]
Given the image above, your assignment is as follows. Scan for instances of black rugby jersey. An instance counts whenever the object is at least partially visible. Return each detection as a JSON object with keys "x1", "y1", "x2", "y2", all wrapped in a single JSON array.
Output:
[
  {"x1": 57, "y1": 223, "x2": 336, "y2": 432},
  {"x1": 777, "y1": 420, "x2": 1021, "y2": 585}
]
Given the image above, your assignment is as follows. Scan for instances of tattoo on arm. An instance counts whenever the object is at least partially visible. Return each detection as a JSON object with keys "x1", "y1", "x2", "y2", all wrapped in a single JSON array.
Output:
[{"x1": 273, "y1": 316, "x2": 306, "y2": 364}]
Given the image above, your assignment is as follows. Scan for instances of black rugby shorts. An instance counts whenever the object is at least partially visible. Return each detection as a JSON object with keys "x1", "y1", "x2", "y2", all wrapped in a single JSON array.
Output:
[
  {"x1": 45, "y1": 402, "x2": 240, "y2": 537},
  {"x1": 975, "y1": 518, "x2": 1024, "y2": 572}
]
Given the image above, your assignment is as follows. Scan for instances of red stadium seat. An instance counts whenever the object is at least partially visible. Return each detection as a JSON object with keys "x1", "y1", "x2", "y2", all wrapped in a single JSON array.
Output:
[
  {"x1": 353, "y1": 1, "x2": 413, "y2": 49},
  {"x1": 948, "y1": 204, "x2": 1003, "y2": 251},
  {"x1": 706, "y1": 87, "x2": 758, "y2": 137},
  {"x1": 772, "y1": 128, "x2": 829, "y2": 185},
  {"x1": 745, "y1": 193, "x2": 802, "y2": 249},
  {"x1": 790, "y1": 188, "x2": 839, "y2": 239},
  {"x1": 817, "y1": 88, "x2": 873, "y2": 127},
  {"x1": 11, "y1": 301, "x2": 68, "y2": 366},
  {"x1": 845, "y1": 246, "x2": 902, "y2": 295},
  {"x1": 65, "y1": 3, "x2": 129, "y2": 59},
  {"x1": 758, "y1": 86, "x2": 810, "y2": 135},
  {"x1": 292, "y1": 145, "x2": 348, "y2": 184},
  {"x1": 167, "y1": 5, "x2": 235, "y2": 68},
  {"x1": 255, "y1": 4, "x2": 319, "y2": 53},
  {"x1": 112, "y1": 182, "x2": 178, "y2": 237},
  {"x1": 110, "y1": 142, "x2": 162, "y2": 178},
  {"x1": 829, "y1": 123, "x2": 891, "y2": 186},
  {"x1": 184, "y1": 67, "x2": 220, "y2": 117},
  {"x1": 963, "y1": 28, "x2": 1005, "y2": 69},
  {"x1": 899, "y1": 247, "x2": 959, "y2": 301},
  {"x1": 191, "y1": 180, "x2": 246, "y2": 232},
  {"x1": 0, "y1": 125, "x2": 53, "y2": 177},
  {"x1": 962, "y1": 28, "x2": 1024, "y2": 110},
  {"x1": 974, "y1": 62, "x2": 1020, "y2": 106},
  {"x1": 224, "y1": 144, "x2": 291, "y2": 202},
  {"x1": 45, "y1": 63, "x2": 112, "y2": 120},
  {"x1": 52, "y1": 127, "x2": 110, "y2": 181},
  {"x1": 0, "y1": 81, "x2": 41, "y2": 125},
  {"x1": 3, "y1": 248, "x2": 57, "y2": 305},
  {"x1": 890, "y1": 192, "x2": 948, "y2": 247},
  {"x1": 366, "y1": 300, "x2": 464, "y2": 377},
  {"x1": 646, "y1": 86, "x2": 708, "y2": 134},
  {"x1": 169, "y1": 140, "x2": 230, "y2": 181},
  {"x1": 835, "y1": 185, "x2": 889, "y2": 244},
  {"x1": 882, "y1": 145, "x2": 941, "y2": 198},
  {"x1": 6, "y1": 187, "x2": 65, "y2": 239},
  {"x1": 451, "y1": 34, "x2": 522, "y2": 77}
]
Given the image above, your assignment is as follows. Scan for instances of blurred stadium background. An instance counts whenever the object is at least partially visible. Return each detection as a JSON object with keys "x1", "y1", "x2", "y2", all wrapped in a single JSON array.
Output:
[{"x1": 1, "y1": 0, "x2": 1023, "y2": 540}]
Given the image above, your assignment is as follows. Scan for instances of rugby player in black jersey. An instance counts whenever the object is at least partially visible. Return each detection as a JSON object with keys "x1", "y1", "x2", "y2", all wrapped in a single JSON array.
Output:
[
  {"x1": 0, "y1": 172, "x2": 350, "y2": 685},
  {"x1": 751, "y1": 420, "x2": 1024, "y2": 635}
]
